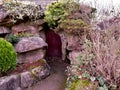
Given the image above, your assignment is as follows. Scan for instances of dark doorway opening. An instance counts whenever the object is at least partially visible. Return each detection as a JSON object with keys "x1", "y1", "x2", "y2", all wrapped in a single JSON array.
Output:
[
  {"x1": 0, "y1": 33, "x2": 8, "y2": 38},
  {"x1": 45, "y1": 30, "x2": 62, "y2": 58}
]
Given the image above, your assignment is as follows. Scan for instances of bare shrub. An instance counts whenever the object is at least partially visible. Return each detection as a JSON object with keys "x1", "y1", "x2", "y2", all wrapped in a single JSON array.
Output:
[{"x1": 89, "y1": 27, "x2": 120, "y2": 89}]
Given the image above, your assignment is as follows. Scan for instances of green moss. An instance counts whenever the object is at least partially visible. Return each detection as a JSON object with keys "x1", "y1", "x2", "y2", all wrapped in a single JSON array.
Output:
[
  {"x1": 70, "y1": 80, "x2": 90, "y2": 90},
  {"x1": 37, "y1": 59, "x2": 47, "y2": 65},
  {"x1": 59, "y1": 19, "x2": 88, "y2": 34},
  {"x1": 62, "y1": 19, "x2": 88, "y2": 26}
]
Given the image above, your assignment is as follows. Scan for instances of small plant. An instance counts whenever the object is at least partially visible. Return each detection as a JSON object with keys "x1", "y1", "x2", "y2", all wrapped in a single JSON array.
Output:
[
  {"x1": 7, "y1": 34, "x2": 20, "y2": 45},
  {"x1": 0, "y1": 38, "x2": 17, "y2": 74}
]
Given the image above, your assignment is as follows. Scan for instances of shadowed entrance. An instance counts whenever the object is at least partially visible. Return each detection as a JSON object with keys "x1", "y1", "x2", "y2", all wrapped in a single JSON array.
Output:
[{"x1": 45, "y1": 30, "x2": 62, "y2": 58}]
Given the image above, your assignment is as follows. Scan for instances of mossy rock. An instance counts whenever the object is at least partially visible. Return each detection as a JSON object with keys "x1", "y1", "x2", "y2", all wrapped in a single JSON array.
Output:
[
  {"x1": 70, "y1": 80, "x2": 98, "y2": 90},
  {"x1": 59, "y1": 19, "x2": 89, "y2": 35},
  {"x1": 3, "y1": 0, "x2": 44, "y2": 22}
]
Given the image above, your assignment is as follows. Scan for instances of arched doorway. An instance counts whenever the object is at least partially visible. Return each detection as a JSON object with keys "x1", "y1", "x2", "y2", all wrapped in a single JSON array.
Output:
[{"x1": 45, "y1": 30, "x2": 62, "y2": 58}]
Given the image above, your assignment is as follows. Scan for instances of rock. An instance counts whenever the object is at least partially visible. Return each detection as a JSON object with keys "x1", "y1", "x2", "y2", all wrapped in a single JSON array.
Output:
[
  {"x1": 12, "y1": 23, "x2": 39, "y2": 35},
  {"x1": 17, "y1": 49, "x2": 46, "y2": 63},
  {"x1": 0, "y1": 5, "x2": 8, "y2": 23},
  {"x1": 58, "y1": 31, "x2": 67, "y2": 60},
  {"x1": 0, "y1": 60, "x2": 50, "y2": 90},
  {"x1": 0, "y1": 26, "x2": 10, "y2": 34},
  {"x1": 39, "y1": 30, "x2": 46, "y2": 41},
  {"x1": 20, "y1": 71, "x2": 36, "y2": 88},
  {"x1": 20, "y1": 64, "x2": 50, "y2": 88},
  {"x1": 31, "y1": 63, "x2": 50, "y2": 79},
  {"x1": 0, "y1": 75, "x2": 20, "y2": 90},
  {"x1": 15, "y1": 37, "x2": 47, "y2": 53},
  {"x1": 15, "y1": 37, "x2": 47, "y2": 63},
  {"x1": 67, "y1": 35, "x2": 82, "y2": 51},
  {"x1": 68, "y1": 51, "x2": 81, "y2": 65},
  {"x1": 28, "y1": 19, "x2": 44, "y2": 26},
  {"x1": 0, "y1": 0, "x2": 3, "y2": 5}
]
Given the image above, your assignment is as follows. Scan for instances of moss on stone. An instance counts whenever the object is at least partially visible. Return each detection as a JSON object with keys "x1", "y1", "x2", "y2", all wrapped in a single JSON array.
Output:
[
  {"x1": 70, "y1": 79, "x2": 98, "y2": 90},
  {"x1": 59, "y1": 19, "x2": 89, "y2": 35}
]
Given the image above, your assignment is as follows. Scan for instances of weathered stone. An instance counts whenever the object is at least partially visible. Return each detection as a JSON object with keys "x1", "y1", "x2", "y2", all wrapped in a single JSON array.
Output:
[
  {"x1": 0, "y1": 5, "x2": 8, "y2": 23},
  {"x1": 20, "y1": 71, "x2": 36, "y2": 88},
  {"x1": 28, "y1": 19, "x2": 44, "y2": 26},
  {"x1": 12, "y1": 23, "x2": 39, "y2": 35},
  {"x1": 20, "y1": 64, "x2": 50, "y2": 88},
  {"x1": 68, "y1": 51, "x2": 81, "y2": 65},
  {"x1": 0, "y1": 75, "x2": 20, "y2": 90},
  {"x1": 0, "y1": 26, "x2": 10, "y2": 34},
  {"x1": 15, "y1": 37, "x2": 47, "y2": 53},
  {"x1": 17, "y1": 49, "x2": 46, "y2": 63},
  {"x1": 31, "y1": 63, "x2": 50, "y2": 79},
  {"x1": 0, "y1": 60, "x2": 50, "y2": 90},
  {"x1": 58, "y1": 31, "x2": 67, "y2": 60},
  {"x1": 0, "y1": 0, "x2": 3, "y2": 5},
  {"x1": 15, "y1": 37, "x2": 47, "y2": 63},
  {"x1": 39, "y1": 30, "x2": 46, "y2": 41},
  {"x1": 67, "y1": 35, "x2": 82, "y2": 51}
]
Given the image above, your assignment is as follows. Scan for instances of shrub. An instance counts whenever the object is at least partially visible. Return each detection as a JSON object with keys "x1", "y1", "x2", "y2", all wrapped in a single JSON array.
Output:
[
  {"x1": 44, "y1": 0, "x2": 80, "y2": 29},
  {"x1": 7, "y1": 34, "x2": 20, "y2": 45},
  {"x1": 0, "y1": 38, "x2": 17, "y2": 74},
  {"x1": 89, "y1": 29, "x2": 120, "y2": 89},
  {"x1": 44, "y1": 2, "x2": 68, "y2": 28}
]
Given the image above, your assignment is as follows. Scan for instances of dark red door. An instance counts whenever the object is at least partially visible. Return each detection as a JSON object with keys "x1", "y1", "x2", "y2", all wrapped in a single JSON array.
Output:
[{"x1": 45, "y1": 30, "x2": 62, "y2": 58}]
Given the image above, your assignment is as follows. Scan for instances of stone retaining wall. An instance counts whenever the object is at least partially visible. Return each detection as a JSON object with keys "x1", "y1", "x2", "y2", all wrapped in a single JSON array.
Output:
[{"x1": 0, "y1": 62, "x2": 50, "y2": 90}]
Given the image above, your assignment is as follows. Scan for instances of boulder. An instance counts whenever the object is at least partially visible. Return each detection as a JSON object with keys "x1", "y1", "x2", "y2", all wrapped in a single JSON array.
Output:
[
  {"x1": 12, "y1": 23, "x2": 39, "y2": 35},
  {"x1": 39, "y1": 30, "x2": 46, "y2": 41},
  {"x1": 67, "y1": 35, "x2": 83, "y2": 51},
  {"x1": 20, "y1": 64, "x2": 50, "y2": 88},
  {"x1": 0, "y1": 59, "x2": 50, "y2": 90},
  {"x1": 68, "y1": 51, "x2": 81, "y2": 65},
  {"x1": 15, "y1": 37, "x2": 47, "y2": 53},
  {"x1": 0, "y1": 26, "x2": 10, "y2": 34},
  {"x1": 0, "y1": 75, "x2": 20, "y2": 90},
  {"x1": 0, "y1": 5, "x2": 8, "y2": 23},
  {"x1": 15, "y1": 37, "x2": 48, "y2": 63},
  {"x1": 58, "y1": 31, "x2": 67, "y2": 60},
  {"x1": 17, "y1": 49, "x2": 46, "y2": 64}
]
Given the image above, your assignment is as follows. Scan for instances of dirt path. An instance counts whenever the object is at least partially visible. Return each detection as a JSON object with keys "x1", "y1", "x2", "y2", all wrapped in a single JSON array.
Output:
[{"x1": 25, "y1": 61, "x2": 68, "y2": 90}]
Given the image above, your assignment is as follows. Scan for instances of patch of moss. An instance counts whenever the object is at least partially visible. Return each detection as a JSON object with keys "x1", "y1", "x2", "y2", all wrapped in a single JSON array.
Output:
[
  {"x1": 59, "y1": 19, "x2": 89, "y2": 35},
  {"x1": 70, "y1": 80, "x2": 89, "y2": 90},
  {"x1": 37, "y1": 59, "x2": 47, "y2": 65},
  {"x1": 70, "y1": 79, "x2": 98, "y2": 90}
]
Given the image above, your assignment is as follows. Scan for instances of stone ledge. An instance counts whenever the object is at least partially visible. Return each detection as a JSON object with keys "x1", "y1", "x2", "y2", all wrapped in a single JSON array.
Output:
[{"x1": 0, "y1": 63, "x2": 50, "y2": 90}]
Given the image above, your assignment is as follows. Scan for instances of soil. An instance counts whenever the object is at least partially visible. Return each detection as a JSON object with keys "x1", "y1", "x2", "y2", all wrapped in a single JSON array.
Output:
[{"x1": 0, "y1": 60, "x2": 46, "y2": 77}]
